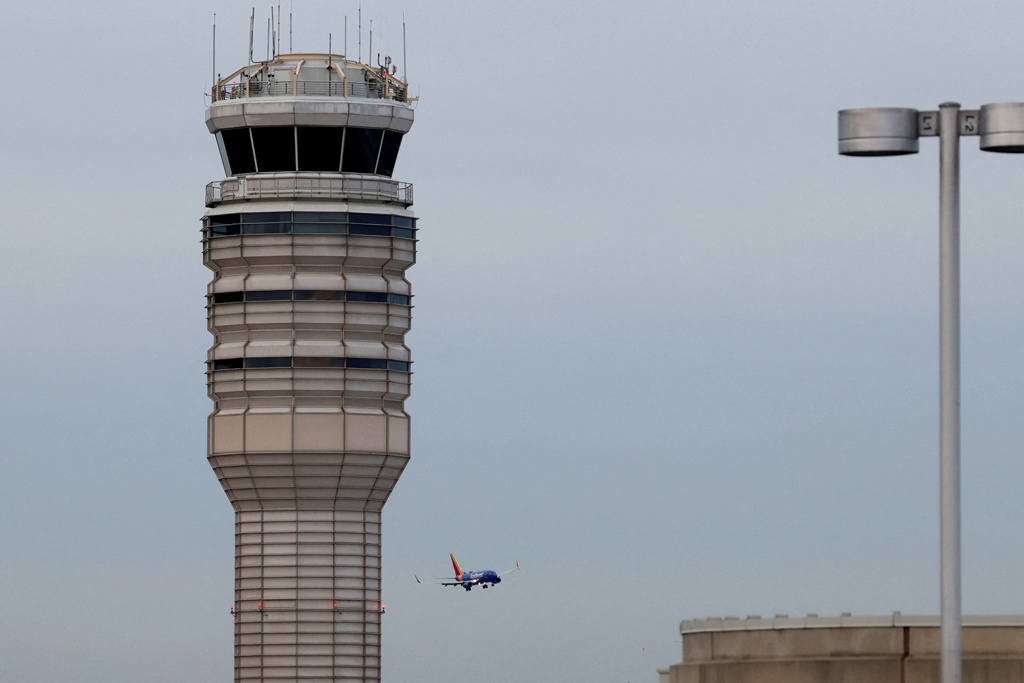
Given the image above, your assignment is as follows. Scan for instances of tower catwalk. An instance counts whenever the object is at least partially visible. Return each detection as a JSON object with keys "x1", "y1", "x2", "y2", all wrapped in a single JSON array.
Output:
[{"x1": 203, "y1": 53, "x2": 415, "y2": 681}]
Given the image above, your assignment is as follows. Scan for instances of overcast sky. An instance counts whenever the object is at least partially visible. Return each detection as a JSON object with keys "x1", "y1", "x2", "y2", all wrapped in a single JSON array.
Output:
[{"x1": 3, "y1": 1, "x2": 1024, "y2": 681}]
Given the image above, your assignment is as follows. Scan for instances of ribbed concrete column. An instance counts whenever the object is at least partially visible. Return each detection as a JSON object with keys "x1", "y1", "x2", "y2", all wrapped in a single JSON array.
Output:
[{"x1": 234, "y1": 510, "x2": 382, "y2": 681}]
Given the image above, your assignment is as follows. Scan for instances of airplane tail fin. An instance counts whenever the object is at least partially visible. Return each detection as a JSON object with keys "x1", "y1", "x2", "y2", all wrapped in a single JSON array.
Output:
[{"x1": 450, "y1": 553, "x2": 463, "y2": 579}]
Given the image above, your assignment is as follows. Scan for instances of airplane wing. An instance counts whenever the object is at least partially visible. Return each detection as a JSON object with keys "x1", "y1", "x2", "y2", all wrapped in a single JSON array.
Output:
[
  {"x1": 498, "y1": 560, "x2": 521, "y2": 577},
  {"x1": 415, "y1": 575, "x2": 478, "y2": 586}
]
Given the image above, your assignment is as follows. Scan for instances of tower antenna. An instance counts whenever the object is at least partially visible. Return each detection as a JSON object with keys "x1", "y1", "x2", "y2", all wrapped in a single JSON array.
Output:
[
  {"x1": 277, "y1": 2, "x2": 281, "y2": 55},
  {"x1": 270, "y1": 8, "x2": 275, "y2": 58},
  {"x1": 266, "y1": 16, "x2": 271, "y2": 61},
  {"x1": 212, "y1": 13, "x2": 217, "y2": 94},
  {"x1": 249, "y1": 9, "x2": 255, "y2": 64},
  {"x1": 358, "y1": 4, "x2": 362, "y2": 63},
  {"x1": 369, "y1": 20, "x2": 372, "y2": 67},
  {"x1": 403, "y1": 15, "x2": 407, "y2": 83},
  {"x1": 344, "y1": 15, "x2": 348, "y2": 58},
  {"x1": 289, "y1": 0, "x2": 293, "y2": 53}
]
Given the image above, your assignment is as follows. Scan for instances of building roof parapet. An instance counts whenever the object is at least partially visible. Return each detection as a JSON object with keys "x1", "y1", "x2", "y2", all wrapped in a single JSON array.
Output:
[
  {"x1": 212, "y1": 53, "x2": 413, "y2": 106},
  {"x1": 681, "y1": 612, "x2": 1024, "y2": 634}
]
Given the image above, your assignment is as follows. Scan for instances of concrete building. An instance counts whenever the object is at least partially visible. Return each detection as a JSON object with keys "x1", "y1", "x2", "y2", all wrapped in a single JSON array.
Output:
[
  {"x1": 659, "y1": 613, "x2": 1024, "y2": 683},
  {"x1": 202, "y1": 52, "x2": 415, "y2": 681}
]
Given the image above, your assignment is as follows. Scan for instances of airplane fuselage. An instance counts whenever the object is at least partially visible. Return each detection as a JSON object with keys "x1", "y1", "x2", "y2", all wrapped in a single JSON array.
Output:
[{"x1": 460, "y1": 570, "x2": 500, "y2": 589}]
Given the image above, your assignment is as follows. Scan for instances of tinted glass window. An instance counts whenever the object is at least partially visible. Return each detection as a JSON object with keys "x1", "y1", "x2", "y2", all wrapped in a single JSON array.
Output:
[
  {"x1": 246, "y1": 357, "x2": 291, "y2": 368},
  {"x1": 206, "y1": 211, "x2": 416, "y2": 240},
  {"x1": 211, "y1": 356, "x2": 412, "y2": 371},
  {"x1": 208, "y1": 214, "x2": 242, "y2": 236},
  {"x1": 293, "y1": 290, "x2": 346, "y2": 301},
  {"x1": 346, "y1": 358, "x2": 388, "y2": 370},
  {"x1": 376, "y1": 131, "x2": 403, "y2": 176},
  {"x1": 297, "y1": 126, "x2": 344, "y2": 171},
  {"x1": 246, "y1": 290, "x2": 291, "y2": 301},
  {"x1": 293, "y1": 357, "x2": 332, "y2": 368},
  {"x1": 346, "y1": 291, "x2": 388, "y2": 303},
  {"x1": 388, "y1": 294, "x2": 410, "y2": 305},
  {"x1": 349, "y1": 213, "x2": 391, "y2": 225},
  {"x1": 242, "y1": 212, "x2": 290, "y2": 235},
  {"x1": 294, "y1": 211, "x2": 347, "y2": 223},
  {"x1": 342, "y1": 128, "x2": 383, "y2": 173},
  {"x1": 293, "y1": 223, "x2": 346, "y2": 234},
  {"x1": 252, "y1": 127, "x2": 296, "y2": 172},
  {"x1": 210, "y1": 214, "x2": 241, "y2": 227},
  {"x1": 293, "y1": 211, "x2": 347, "y2": 234},
  {"x1": 212, "y1": 291, "x2": 244, "y2": 304},
  {"x1": 349, "y1": 225, "x2": 391, "y2": 236},
  {"x1": 244, "y1": 212, "x2": 292, "y2": 223},
  {"x1": 221, "y1": 129, "x2": 256, "y2": 174}
]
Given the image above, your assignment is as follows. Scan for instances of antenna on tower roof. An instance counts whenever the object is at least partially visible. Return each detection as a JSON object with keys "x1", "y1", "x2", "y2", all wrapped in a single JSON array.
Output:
[
  {"x1": 289, "y1": 0, "x2": 293, "y2": 53},
  {"x1": 277, "y1": 2, "x2": 281, "y2": 55},
  {"x1": 248, "y1": 9, "x2": 255, "y2": 64},
  {"x1": 402, "y1": 15, "x2": 407, "y2": 84},
  {"x1": 358, "y1": 4, "x2": 362, "y2": 63},
  {"x1": 344, "y1": 15, "x2": 348, "y2": 58},
  {"x1": 212, "y1": 13, "x2": 217, "y2": 92},
  {"x1": 369, "y1": 20, "x2": 373, "y2": 66}
]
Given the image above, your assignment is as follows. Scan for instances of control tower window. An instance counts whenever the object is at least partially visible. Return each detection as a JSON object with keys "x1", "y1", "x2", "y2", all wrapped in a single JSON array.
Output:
[
  {"x1": 204, "y1": 212, "x2": 417, "y2": 239},
  {"x1": 376, "y1": 131, "x2": 403, "y2": 177},
  {"x1": 297, "y1": 127, "x2": 344, "y2": 171},
  {"x1": 221, "y1": 129, "x2": 256, "y2": 175},
  {"x1": 252, "y1": 126, "x2": 297, "y2": 172},
  {"x1": 342, "y1": 128, "x2": 383, "y2": 173},
  {"x1": 211, "y1": 357, "x2": 411, "y2": 372}
]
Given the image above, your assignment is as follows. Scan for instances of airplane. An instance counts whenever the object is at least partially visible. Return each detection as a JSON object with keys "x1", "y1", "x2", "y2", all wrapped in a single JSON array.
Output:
[{"x1": 415, "y1": 553, "x2": 520, "y2": 591}]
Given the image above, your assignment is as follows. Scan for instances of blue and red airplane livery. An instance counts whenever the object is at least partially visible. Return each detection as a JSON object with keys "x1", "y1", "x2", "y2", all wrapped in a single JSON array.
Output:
[{"x1": 416, "y1": 554, "x2": 520, "y2": 591}]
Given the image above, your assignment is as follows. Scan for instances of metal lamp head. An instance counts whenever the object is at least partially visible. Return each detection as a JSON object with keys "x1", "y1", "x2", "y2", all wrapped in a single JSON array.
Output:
[
  {"x1": 979, "y1": 103, "x2": 1024, "y2": 153},
  {"x1": 838, "y1": 108, "x2": 919, "y2": 156}
]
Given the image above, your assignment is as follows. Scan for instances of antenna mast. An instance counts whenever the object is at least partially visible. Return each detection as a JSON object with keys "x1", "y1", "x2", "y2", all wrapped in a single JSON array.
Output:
[
  {"x1": 358, "y1": 5, "x2": 362, "y2": 63},
  {"x1": 403, "y1": 15, "x2": 407, "y2": 83},
  {"x1": 277, "y1": 2, "x2": 281, "y2": 55},
  {"x1": 369, "y1": 20, "x2": 373, "y2": 66},
  {"x1": 249, "y1": 9, "x2": 255, "y2": 64},
  {"x1": 212, "y1": 13, "x2": 217, "y2": 92},
  {"x1": 289, "y1": 0, "x2": 293, "y2": 52}
]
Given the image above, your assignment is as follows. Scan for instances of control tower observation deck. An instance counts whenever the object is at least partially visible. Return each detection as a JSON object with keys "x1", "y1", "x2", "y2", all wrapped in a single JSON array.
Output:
[{"x1": 202, "y1": 54, "x2": 415, "y2": 682}]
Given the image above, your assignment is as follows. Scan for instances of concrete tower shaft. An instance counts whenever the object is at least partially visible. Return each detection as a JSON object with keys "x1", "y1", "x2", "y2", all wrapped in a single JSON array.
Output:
[{"x1": 203, "y1": 53, "x2": 415, "y2": 682}]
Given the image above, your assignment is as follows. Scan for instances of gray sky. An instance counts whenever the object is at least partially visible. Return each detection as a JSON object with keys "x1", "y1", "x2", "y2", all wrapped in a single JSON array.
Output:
[{"x1": 3, "y1": 0, "x2": 1024, "y2": 681}]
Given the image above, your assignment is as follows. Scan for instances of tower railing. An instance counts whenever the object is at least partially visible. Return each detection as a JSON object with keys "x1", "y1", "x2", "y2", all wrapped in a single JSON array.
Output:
[
  {"x1": 213, "y1": 79, "x2": 407, "y2": 102},
  {"x1": 206, "y1": 174, "x2": 413, "y2": 207}
]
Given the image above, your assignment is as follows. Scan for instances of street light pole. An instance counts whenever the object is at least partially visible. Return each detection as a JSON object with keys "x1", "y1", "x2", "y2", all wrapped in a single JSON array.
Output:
[
  {"x1": 938, "y1": 101, "x2": 962, "y2": 683},
  {"x1": 839, "y1": 101, "x2": 1024, "y2": 683}
]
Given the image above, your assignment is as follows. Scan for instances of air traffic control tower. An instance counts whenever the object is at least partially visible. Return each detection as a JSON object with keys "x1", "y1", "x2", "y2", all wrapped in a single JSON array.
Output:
[{"x1": 203, "y1": 53, "x2": 415, "y2": 681}]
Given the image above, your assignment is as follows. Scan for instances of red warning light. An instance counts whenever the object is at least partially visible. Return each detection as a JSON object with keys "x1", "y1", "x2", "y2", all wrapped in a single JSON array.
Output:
[{"x1": 334, "y1": 603, "x2": 338, "y2": 608}]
